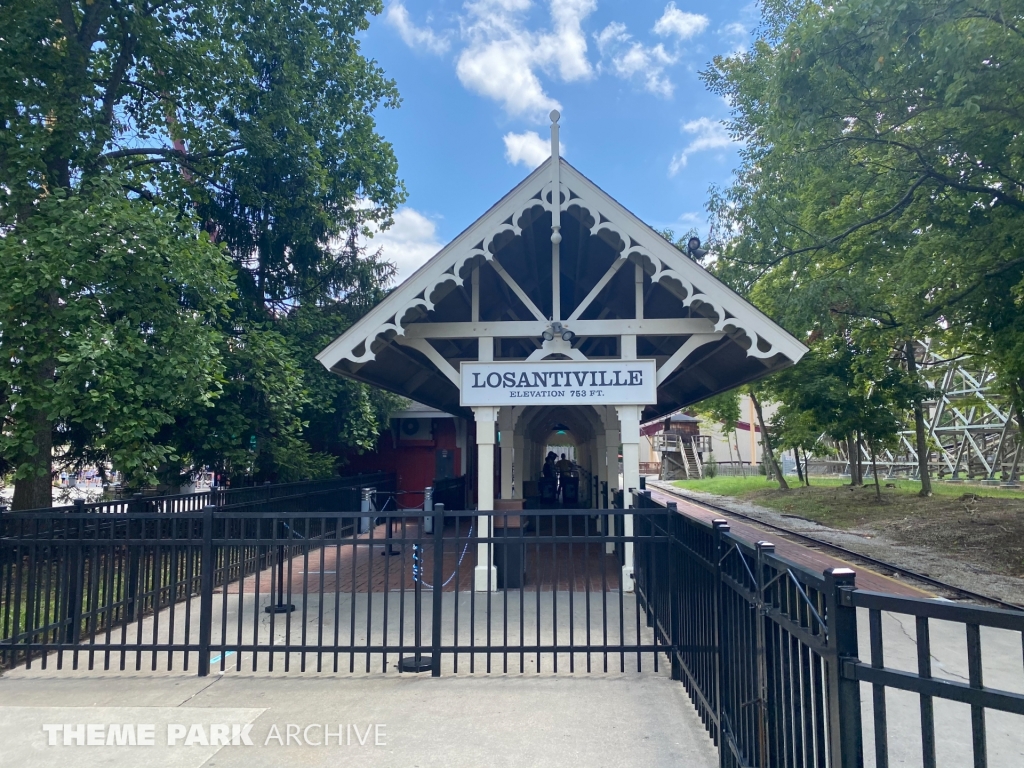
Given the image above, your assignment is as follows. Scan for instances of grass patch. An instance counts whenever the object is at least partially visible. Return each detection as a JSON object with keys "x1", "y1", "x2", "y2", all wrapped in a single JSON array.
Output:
[
  {"x1": 671, "y1": 477, "x2": 1024, "y2": 578},
  {"x1": 674, "y1": 476, "x2": 1024, "y2": 500}
]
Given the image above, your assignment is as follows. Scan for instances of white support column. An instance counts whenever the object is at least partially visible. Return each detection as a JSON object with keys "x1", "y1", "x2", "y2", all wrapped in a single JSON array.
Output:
[
  {"x1": 621, "y1": 334, "x2": 637, "y2": 361},
  {"x1": 499, "y1": 407, "x2": 514, "y2": 500},
  {"x1": 473, "y1": 406, "x2": 499, "y2": 591},
  {"x1": 617, "y1": 404, "x2": 642, "y2": 592},
  {"x1": 604, "y1": 406, "x2": 620, "y2": 553},
  {"x1": 513, "y1": 432, "x2": 525, "y2": 499}
]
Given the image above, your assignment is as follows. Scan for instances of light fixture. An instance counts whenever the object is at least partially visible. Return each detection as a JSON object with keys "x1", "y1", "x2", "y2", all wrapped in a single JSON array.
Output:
[
  {"x1": 543, "y1": 321, "x2": 574, "y2": 343},
  {"x1": 686, "y1": 237, "x2": 708, "y2": 261}
]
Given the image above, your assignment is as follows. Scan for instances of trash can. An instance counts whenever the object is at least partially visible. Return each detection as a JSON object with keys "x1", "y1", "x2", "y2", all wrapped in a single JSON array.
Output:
[
  {"x1": 561, "y1": 476, "x2": 579, "y2": 506},
  {"x1": 493, "y1": 499, "x2": 524, "y2": 589},
  {"x1": 539, "y1": 478, "x2": 557, "y2": 505}
]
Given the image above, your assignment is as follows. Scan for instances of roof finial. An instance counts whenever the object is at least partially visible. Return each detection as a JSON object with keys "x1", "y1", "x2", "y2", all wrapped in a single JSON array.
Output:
[
  {"x1": 549, "y1": 109, "x2": 561, "y2": 161},
  {"x1": 549, "y1": 109, "x2": 562, "y2": 247}
]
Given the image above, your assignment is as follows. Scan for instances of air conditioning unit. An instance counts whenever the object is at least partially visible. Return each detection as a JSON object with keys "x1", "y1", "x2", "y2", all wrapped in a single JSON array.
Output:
[{"x1": 398, "y1": 418, "x2": 433, "y2": 442}]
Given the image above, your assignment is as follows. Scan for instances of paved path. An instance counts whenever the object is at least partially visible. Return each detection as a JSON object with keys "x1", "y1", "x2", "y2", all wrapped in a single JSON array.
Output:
[
  {"x1": 0, "y1": 673, "x2": 719, "y2": 768},
  {"x1": 238, "y1": 516, "x2": 622, "y2": 595},
  {"x1": 648, "y1": 484, "x2": 930, "y2": 597}
]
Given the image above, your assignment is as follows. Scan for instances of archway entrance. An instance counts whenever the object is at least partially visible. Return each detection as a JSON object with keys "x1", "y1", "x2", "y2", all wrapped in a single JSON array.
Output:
[{"x1": 318, "y1": 113, "x2": 807, "y2": 592}]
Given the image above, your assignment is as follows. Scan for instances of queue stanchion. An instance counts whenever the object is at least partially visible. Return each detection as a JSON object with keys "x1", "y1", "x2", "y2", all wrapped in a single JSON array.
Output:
[
  {"x1": 265, "y1": 516, "x2": 295, "y2": 614},
  {"x1": 398, "y1": 503, "x2": 434, "y2": 673},
  {"x1": 383, "y1": 491, "x2": 401, "y2": 556}
]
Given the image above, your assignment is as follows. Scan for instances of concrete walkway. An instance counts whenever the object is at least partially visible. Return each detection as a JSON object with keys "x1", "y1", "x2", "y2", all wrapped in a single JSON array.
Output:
[
  {"x1": 860, "y1": 609, "x2": 1024, "y2": 767},
  {"x1": 0, "y1": 672, "x2": 719, "y2": 768}
]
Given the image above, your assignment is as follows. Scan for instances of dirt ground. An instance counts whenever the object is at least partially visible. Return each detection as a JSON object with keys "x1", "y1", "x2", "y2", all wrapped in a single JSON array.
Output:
[
  {"x1": 659, "y1": 480, "x2": 1024, "y2": 606},
  {"x1": 743, "y1": 484, "x2": 1024, "y2": 579}
]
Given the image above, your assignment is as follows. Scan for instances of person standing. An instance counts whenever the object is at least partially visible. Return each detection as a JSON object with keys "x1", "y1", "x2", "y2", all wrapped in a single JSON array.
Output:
[{"x1": 555, "y1": 453, "x2": 574, "y2": 502}]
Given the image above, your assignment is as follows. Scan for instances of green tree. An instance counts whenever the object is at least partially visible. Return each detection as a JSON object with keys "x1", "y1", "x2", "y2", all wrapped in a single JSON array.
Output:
[
  {"x1": 768, "y1": 405, "x2": 820, "y2": 486},
  {"x1": 1, "y1": 0, "x2": 404, "y2": 502},
  {"x1": 766, "y1": 335, "x2": 915, "y2": 497},
  {"x1": 0, "y1": 181, "x2": 233, "y2": 507},
  {"x1": 748, "y1": 384, "x2": 790, "y2": 489},
  {"x1": 692, "y1": 390, "x2": 742, "y2": 434},
  {"x1": 703, "y1": 0, "x2": 1024, "y2": 493}
]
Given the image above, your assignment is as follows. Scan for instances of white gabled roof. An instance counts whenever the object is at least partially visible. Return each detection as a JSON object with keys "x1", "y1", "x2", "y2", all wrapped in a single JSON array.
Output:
[{"x1": 318, "y1": 154, "x2": 806, "y2": 420}]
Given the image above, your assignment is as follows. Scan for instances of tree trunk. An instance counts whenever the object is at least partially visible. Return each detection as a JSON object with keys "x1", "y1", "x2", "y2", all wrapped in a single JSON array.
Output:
[
  {"x1": 735, "y1": 430, "x2": 746, "y2": 477},
  {"x1": 801, "y1": 447, "x2": 811, "y2": 486},
  {"x1": 906, "y1": 341, "x2": 933, "y2": 496},
  {"x1": 750, "y1": 390, "x2": 789, "y2": 490},
  {"x1": 12, "y1": 406, "x2": 54, "y2": 510},
  {"x1": 794, "y1": 449, "x2": 805, "y2": 484},
  {"x1": 847, "y1": 433, "x2": 862, "y2": 486},
  {"x1": 856, "y1": 430, "x2": 865, "y2": 486},
  {"x1": 869, "y1": 443, "x2": 882, "y2": 502}
]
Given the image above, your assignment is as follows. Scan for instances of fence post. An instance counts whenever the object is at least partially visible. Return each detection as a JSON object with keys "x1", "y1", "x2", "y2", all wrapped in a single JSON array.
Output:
[
  {"x1": 125, "y1": 494, "x2": 143, "y2": 622},
  {"x1": 666, "y1": 502, "x2": 681, "y2": 681},
  {"x1": 430, "y1": 503, "x2": 445, "y2": 677},
  {"x1": 360, "y1": 487, "x2": 373, "y2": 534},
  {"x1": 64, "y1": 503, "x2": 86, "y2": 646},
  {"x1": 197, "y1": 504, "x2": 215, "y2": 677},
  {"x1": 754, "y1": 541, "x2": 775, "y2": 766},
  {"x1": 63, "y1": 551, "x2": 82, "y2": 645},
  {"x1": 712, "y1": 520, "x2": 730, "y2": 766},
  {"x1": 825, "y1": 567, "x2": 863, "y2": 768},
  {"x1": 423, "y1": 487, "x2": 434, "y2": 535}
]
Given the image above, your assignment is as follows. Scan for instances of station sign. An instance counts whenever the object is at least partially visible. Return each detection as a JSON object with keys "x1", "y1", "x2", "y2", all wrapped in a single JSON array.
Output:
[{"x1": 460, "y1": 360, "x2": 657, "y2": 406}]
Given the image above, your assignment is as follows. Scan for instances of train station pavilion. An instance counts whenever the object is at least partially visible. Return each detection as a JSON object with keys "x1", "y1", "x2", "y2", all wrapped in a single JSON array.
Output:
[{"x1": 318, "y1": 113, "x2": 807, "y2": 591}]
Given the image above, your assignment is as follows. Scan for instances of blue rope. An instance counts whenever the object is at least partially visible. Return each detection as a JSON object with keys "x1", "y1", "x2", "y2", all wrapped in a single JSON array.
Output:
[{"x1": 413, "y1": 524, "x2": 473, "y2": 589}]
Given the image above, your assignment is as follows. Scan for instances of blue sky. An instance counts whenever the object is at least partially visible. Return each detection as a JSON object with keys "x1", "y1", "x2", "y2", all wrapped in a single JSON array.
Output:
[{"x1": 360, "y1": 0, "x2": 759, "y2": 281}]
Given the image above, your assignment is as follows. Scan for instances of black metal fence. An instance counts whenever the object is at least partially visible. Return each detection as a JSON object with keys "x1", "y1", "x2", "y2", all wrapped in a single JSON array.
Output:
[
  {"x1": 4, "y1": 481, "x2": 1022, "y2": 768},
  {"x1": 1, "y1": 502, "x2": 667, "y2": 676},
  {"x1": 0, "y1": 473, "x2": 394, "y2": 669},
  {"x1": 633, "y1": 490, "x2": 1024, "y2": 768},
  {"x1": 9, "y1": 473, "x2": 393, "y2": 517}
]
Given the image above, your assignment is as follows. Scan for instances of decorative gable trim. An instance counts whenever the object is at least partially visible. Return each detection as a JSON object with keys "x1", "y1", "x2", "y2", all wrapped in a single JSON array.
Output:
[{"x1": 318, "y1": 158, "x2": 806, "y2": 372}]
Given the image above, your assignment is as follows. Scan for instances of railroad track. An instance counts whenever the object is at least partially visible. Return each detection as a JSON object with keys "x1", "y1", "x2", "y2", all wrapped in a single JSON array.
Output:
[{"x1": 651, "y1": 482, "x2": 1024, "y2": 612}]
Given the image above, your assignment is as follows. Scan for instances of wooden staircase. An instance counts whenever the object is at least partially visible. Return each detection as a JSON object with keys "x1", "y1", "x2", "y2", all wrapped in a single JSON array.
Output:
[{"x1": 655, "y1": 434, "x2": 705, "y2": 480}]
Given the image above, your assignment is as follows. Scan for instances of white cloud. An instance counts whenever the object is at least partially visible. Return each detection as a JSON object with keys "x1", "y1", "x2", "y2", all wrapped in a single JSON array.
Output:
[
  {"x1": 365, "y1": 207, "x2": 447, "y2": 284},
  {"x1": 718, "y1": 20, "x2": 751, "y2": 56},
  {"x1": 611, "y1": 42, "x2": 676, "y2": 97},
  {"x1": 593, "y1": 19, "x2": 681, "y2": 98},
  {"x1": 386, "y1": 2, "x2": 451, "y2": 55},
  {"x1": 594, "y1": 21, "x2": 629, "y2": 55},
  {"x1": 503, "y1": 130, "x2": 564, "y2": 167},
  {"x1": 538, "y1": 0, "x2": 597, "y2": 81},
  {"x1": 456, "y1": 0, "x2": 596, "y2": 120},
  {"x1": 669, "y1": 117, "x2": 734, "y2": 176},
  {"x1": 653, "y1": 3, "x2": 709, "y2": 40}
]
